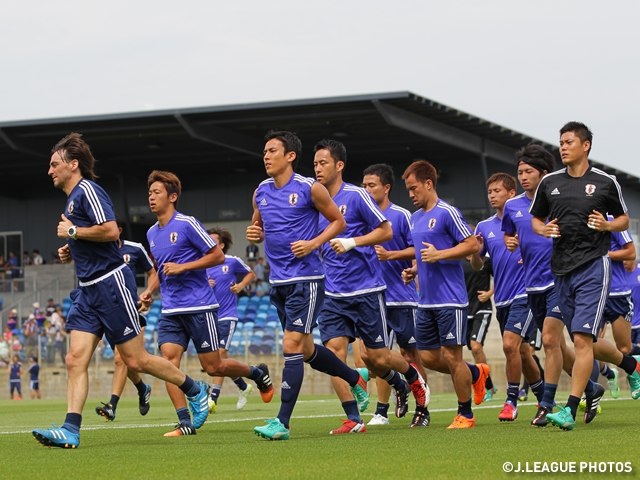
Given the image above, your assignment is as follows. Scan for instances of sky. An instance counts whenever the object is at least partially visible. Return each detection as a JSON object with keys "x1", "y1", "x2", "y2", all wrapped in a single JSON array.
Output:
[{"x1": 2, "y1": 1, "x2": 639, "y2": 176}]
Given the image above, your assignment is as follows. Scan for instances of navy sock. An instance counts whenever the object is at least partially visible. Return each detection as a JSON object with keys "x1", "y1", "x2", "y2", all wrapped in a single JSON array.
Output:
[
  {"x1": 590, "y1": 360, "x2": 600, "y2": 383},
  {"x1": 618, "y1": 354, "x2": 639, "y2": 376},
  {"x1": 342, "y1": 400, "x2": 361, "y2": 423},
  {"x1": 382, "y1": 370, "x2": 406, "y2": 392},
  {"x1": 233, "y1": 377, "x2": 248, "y2": 391},
  {"x1": 584, "y1": 379, "x2": 597, "y2": 397},
  {"x1": 109, "y1": 394, "x2": 120, "y2": 409},
  {"x1": 277, "y1": 354, "x2": 304, "y2": 428},
  {"x1": 530, "y1": 379, "x2": 545, "y2": 403},
  {"x1": 176, "y1": 407, "x2": 191, "y2": 424},
  {"x1": 506, "y1": 382, "x2": 519, "y2": 406},
  {"x1": 600, "y1": 364, "x2": 615, "y2": 380},
  {"x1": 305, "y1": 345, "x2": 359, "y2": 386},
  {"x1": 375, "y1": 402, "x2": 390, "y2": 418},
  {"x1": 179, "y1": 376, "x2": 200, "y2": 397},
  {"x1": 210, "y1": 384, "x2": 221, "y2": 403},
  {"x1": 566, "y1": 395, "x2": 580, "y2": 420},
  {"x1": 631, "y1": 344, "x2": 640, "y2": 356},
  {"x1": 540, "y1": 382, "x2": 557, "y2": 409},
  {"x1": 466, "y1": 363, "x2": 480, "y2": 383},
  {"x1": 485, "y1": 375, "x2": 494, "y2": 390},
  {"x1": 403, "y1": 364, "x2": 419, "y2": 384},
  {"x1": 62, "y1": 413, "x2": 82, "y2": 434},
  {"x1": 248, "y1": 365, "x2": 263, "y2": 381},
  {"x1": 133, "y1": 380, "x2": 147, "y2": 396},
  {"x1": 458, "y1": 399, "x2": 473, "y2": 418}
]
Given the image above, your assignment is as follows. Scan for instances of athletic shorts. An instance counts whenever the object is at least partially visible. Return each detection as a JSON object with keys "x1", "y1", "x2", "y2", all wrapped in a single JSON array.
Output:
[
  {"x1": 270, "y1": 280, "x2": 324, "y2": 334},
  {"x1": 30, "y1": 380, "x2": 39, "y2": 390},
  {"x1": 415, "y1": 307, "x2": 467, "y2": 350},
  {"x1": 318, "y1": 292, "x2": 389, "y2": 349},
  {"x1": 631, "y1": 328, "x2": 640, "y2": 345},
  {"x1": 528, "y1": 287, "x2": 563, "y2": 331},
  {"x1": 386, "y1": 307, "x2": 417, "y2": 350},
  {"x1": 10, "y1": 381, "x2": 21, "y2": 394},
  {"x1": 529, "y1": 328, "x2": 543, "y2": 350},
  {"x1": 216, "y1": 320, "x2": 237, "y2": 351},
  {"x1": 158, "y1": 310, "x2": 219, "y2": 354},
  {"x1": 554, "y1": 255, "x2": 610, "y2": 339},
  {"x1": 66, "y1": 264, "x2": 143, "y2": 346},
  {"x1": 603, "y1": 296, "x2": 633, "y2": 324},
  {"x1": 466, "y1": 310, "x2": 492, "y2": 348},
  {"x1": 496, "y1": 297, "x2": 535, "y2": 340}
]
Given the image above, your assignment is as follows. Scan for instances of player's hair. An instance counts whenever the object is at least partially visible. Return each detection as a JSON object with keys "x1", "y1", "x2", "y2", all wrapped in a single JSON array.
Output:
[
  {"x1": 115, "y1": 214, "x2": 123, "y2": 230},
  {"x1": 486, "y1": 172, "x2": 517, "y2": 192},
  {"x1": 148, "y1": 170, "x2": 182, "y2": 204},
  {"x1": 207, "y1": 227, "x2": 232, "y2": 254},
  {"x1": 265, "y1": 130, "x2": 302, "y2": 171},
  {"x1": 560, "y1": 121, "x2": 593, "y2": 154},
  {"x1": 314, "y1": 139, "x2": 347, "y2": 166},
  {"x1": 402, "y1": 160, "x2": 437, "y2": 188},
  {"x1": 514, "y1": 144, "x2": 556, "y2": 174},
  {"x1": 51, "y1": 133, "x2": 98, "y2": 181},
  {"x1": 363, "y1": 163, "x2": 395, "y2": 193}
]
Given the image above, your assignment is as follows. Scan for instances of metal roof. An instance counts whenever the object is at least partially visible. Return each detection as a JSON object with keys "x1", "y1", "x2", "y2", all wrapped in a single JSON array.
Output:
[{"x1": 1, "y1": 91, "x2": 638, "y2": 200}]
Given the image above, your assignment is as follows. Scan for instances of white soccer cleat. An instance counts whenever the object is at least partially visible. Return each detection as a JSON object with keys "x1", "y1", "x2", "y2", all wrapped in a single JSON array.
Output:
[
  {"x1": 367, "y1": 414, "x2": 390, "y2": 425},
  {"x1": 237, "y1": 384, "x2": 253, "y2": 410}
]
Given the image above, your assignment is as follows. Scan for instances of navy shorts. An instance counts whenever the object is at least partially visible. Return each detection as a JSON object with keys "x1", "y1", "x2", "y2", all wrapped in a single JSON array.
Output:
[
  {"x1": 217, "y1": 320, "x2": 237, "y2": 351},
  {"x1": 67, "y1": 265, "x2": 142, "y2": 346},
  {"x1": 270, "y1": 280, "x2": 324, "y2": 334},
  {"x1": 528, "y1": 287, "x2": 563, "y2": 330},
  {"x1": 416, "y1": 307, "x2": 467, "y2": 350},
  {"x1": 554, "y1": 256, "x2": 610, "y2": 339},
  {"x1": 10, "y1": 381, "x2": 21, "y2": 394},
  {"x1": 386, "y1": 307, "x2": 417, "y2": 350},
  {"x1": 466, "y1": 310, "x2": 492, "y2": 348},
  {"x1": 318, "y1": 292, "x2": 389, "y2": 349},
  {"x1": 30, "y1": 380, "x2": 39, "y2": 390},
  {"x1": 603, "y1": 296, "x2": 633, "y2": 324},
  {"x1": 631, "y1": 328, "x2": 640, "y2": 345},
  {"x1": 158, "y1": 310, "x2": 219, "y2": 354},
  {"x1": 496, "y1": 297, "x2": 535, "y2": 340}
]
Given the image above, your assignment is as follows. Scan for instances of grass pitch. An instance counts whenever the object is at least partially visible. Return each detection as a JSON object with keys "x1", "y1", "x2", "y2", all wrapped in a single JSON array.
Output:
[{"x1": 1, "y1": 392, "x2": 638, "y2": 479}]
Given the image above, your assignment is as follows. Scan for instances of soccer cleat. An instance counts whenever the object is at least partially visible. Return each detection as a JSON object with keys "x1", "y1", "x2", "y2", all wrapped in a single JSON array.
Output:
[
  {"x1": 547, "y1": 406, "x2": 575, "y2": 431},
  {"x1": 607, "y1": 368, "x2": 620, "y2": 399},
  {"x1": 187, "y1": 381, "x2": 210, "y2": 429},
  {"x1": 446, "y1": 414, "x2": 475, "y2": 429},
  {"x1": 518, "y1": 388, "x2": 528, "y2": 402},
  {"x1": 255, "y1": 363, "x2": 274, "y2": 403},
  {"x1": 208, "y1": 398, "x2": 217, "y2": 414},
  {"x1": 408, "y1": 365, "x2": 431, "y2": 408},
  {"x1": 410, "y1": 407, "x2": 430, "y2": 427},
  {"x1": 32, "y1": 424, "x2": 79, "y2": 449},
  {"x1": 254, "y1": 418, "x2": 290, "y2": 440},
  {"x1": 472, "y1": 363, "x2": 490, "y2": 405},
  {"x1": 95, "y1": 402, "x2": 116, "y2": 421},
  {"x1": 350, "y1": 369, "x2": 370, "y2": 413},
  {"x1": 484, "y1": 386, "x2": 497, "y2": 402},
  {"x1": 578, "y1": 394, "x2": 587, "y2": 412},
  {"x1": 329, "y1": 419, "x2": 366, "y2": 434},
  {"x1": 139, "y1": 384, "x2": 151, "y2": 416},
  {"x1": 531, "y1": 405, "x2": 552, "y2": 427},
  {"x1": 498, "y1": 402, "x2": 518, "y2": 422},
  {"x1": 627, "y1": 356, "x2": 640, "y2": 400},
  {"x1": 163, "y1": 422, "x2": 196, "y2": 437},
  {"x1": 584, "y1": 383, "x2": 605, "y2": 424},
  {"x1": 237, "y1": 384, "x2": 253, "y2": 410},
  {"x1": 395, "y1": 381, "x2": 410, "y2": 418},
  {"x1": 367, "y1": 414, "x2": 390, "y2": 425}
]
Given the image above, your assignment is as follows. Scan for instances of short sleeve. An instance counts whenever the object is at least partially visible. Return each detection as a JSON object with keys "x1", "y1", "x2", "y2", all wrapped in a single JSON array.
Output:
[
  {"x1": 475, "y1": 224, "x2": 488, "y2": 257},
  {"x1": 445, "y1": 207, "x2": 473, "y2": 244},
  {"x1": 529, "y1": 180, "x2": 550, "y2": 219},
  {"x1": 606, "y1": 177, "x2": 627, "y2": 217},
  {"x1": 232, "y1": 257, "x2": 252, "y2": 275},
  {"x1": 357, "y1": 189, "x2": 388, "y2": 231},
  {"x1": 501, "y1": 203, "x2": 516, "y2": 235},
  {"x1": 78, "y1": 182, "x2": 116, "y2": 226},
  {"x1": 185, "y1": 217, "x2": 217, "y2": 256}
]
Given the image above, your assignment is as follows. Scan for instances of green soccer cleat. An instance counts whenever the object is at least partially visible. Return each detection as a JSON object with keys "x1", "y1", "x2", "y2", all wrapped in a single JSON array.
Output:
[
  {"x1": 351, "y1": 368, "x2": 370, "y2": 413},
  {"x1": 484, "y1": 386, "x2": 497, "y2": 402},
  {"x1": 546, "y1": 406, "x2": 575, "y2": 431},
  {"x1": 607, "y1": 369, "x2": 620, "y2": 399},
  {"x1": 628, "y1": 356, "x2": 640, "y2": 400},
  {"x1": 578, "y1": 394, "x2": 586, "y2": 412},
  {"x1": 254, "y1": 418, "x2": 290, "y2": 440}
]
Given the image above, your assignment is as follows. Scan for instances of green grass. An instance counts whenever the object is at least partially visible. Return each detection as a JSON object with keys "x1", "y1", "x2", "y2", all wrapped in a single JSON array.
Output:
[{"x1": 1, "y1": 392, "x2": 638, "y2": 479}]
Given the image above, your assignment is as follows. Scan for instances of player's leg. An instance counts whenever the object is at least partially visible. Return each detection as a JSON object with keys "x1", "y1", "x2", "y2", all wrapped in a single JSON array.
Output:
[
  {"x1": 469, "y1": 311, "x2": 495, "y2": 400},
  {"x1": 96, "y1": 348, "x2": 127, "y2": 421},
  {"x1": 352, "y1": 338, "x2": 366, "y2": 369},
  {"x1": 158, "y1": 342, "x2": 197, "y2": 436},
  {"x1": 610, "y1": 313, "x2": 633, "y2": 355}
]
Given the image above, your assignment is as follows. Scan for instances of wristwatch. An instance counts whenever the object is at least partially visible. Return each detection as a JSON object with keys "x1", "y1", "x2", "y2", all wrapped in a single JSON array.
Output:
[{"x1": 67, "y1": 225, "x2": 77, "y2": 240}]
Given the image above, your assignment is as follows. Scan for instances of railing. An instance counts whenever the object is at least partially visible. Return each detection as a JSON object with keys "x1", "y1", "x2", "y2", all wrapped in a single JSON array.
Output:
[{"x1": 1, "y1": 278, "x2": 60, "y2": 328}]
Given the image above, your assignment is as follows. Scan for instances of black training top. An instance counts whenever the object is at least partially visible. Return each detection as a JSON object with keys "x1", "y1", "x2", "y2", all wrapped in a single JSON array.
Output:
[
  {"x1": 463, "y1": 255, "x2": 493, "y2": 316},
  {"x1": 529, "y1": 166, "x2": 627, "y2": 276}
]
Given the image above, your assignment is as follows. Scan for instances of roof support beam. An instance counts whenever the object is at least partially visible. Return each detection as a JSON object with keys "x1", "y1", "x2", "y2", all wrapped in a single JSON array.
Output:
[
  {"x1": 371, "y1": 100, "x2": 515, "y2": 165},
  {"x1": 175, "y1": 115, "x2": 262, "y2": 157},
  {"x1": 0, "y1": 128, "x2": 47, "y2": 158}
]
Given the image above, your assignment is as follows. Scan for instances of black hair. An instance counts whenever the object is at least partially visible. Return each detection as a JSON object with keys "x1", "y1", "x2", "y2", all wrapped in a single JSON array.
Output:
[
  {"x1": 264, "y1": 130, "x2": 302, "y2": 171},
  {"x1": 313, "y1": 139, "x2": 347, "y2": 166},
  {"x1": 560, "y1": 121, "x2": 593, "y2": 154},
  {"x1": 514, "y1": 144, "x2": 556, "y2": 174},
  {"x1": 206, "y1": 227, "x2": 233, "y2": 254},
  {"x1": 363, "y1": 163, "x2": 395, "y2": 193},
  {"x1": 51, "y1": 133, "x2": 98, "y2": 181}
]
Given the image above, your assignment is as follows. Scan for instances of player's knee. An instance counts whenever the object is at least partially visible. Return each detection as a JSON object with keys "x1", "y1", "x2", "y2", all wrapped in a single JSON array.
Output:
[
  {"x1": 470, "y1": 342, "x2": 483, "y2": 357},
  {"x1": 617, "y1": 343, "x2": 632, "y2": 355}
]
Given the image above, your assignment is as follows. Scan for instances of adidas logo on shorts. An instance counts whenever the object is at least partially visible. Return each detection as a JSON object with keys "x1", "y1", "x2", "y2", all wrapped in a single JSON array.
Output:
[
  {"x1": 281, "y1": 381, "x2": 291, "y2": 389},
  {"x1": 445, "y1": 332, "x2": 455, "y2": 340},
  {"x1": 293, "y1": 318, "x2": 303, "y2": 326},
  {"x1": 583, "y1": 323, "x2": 591, "y2": 329},
  {"x1": 375, "y1": 335, "x2": 383, "y2": 342},
  {"x1": 552, "y1": 306, "x2": 561, "y2": 313},
  {"x1": 408, "y1": 336, "x2": 416, "y2": 344},
  {"x1": 123, "y1": 327, "x2": 133, "y2": 336},
  {"x1": 201, "y1": 341, "x2": 210, "y2": 348},
  {"x1": 514, "y1": 322, "x2": 522, "y2": 329}
]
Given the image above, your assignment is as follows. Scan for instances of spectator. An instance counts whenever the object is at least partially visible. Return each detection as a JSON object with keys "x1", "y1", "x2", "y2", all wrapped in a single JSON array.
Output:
[
  {"x1": 45, "y1": 298, "x2": 59, "y2": 317},
  {"x1": 7, "y1": 309, "x2": 18, "y2": 330},
  {"x1": 9, "y1": 354, "x2": 22, "y2": 400},
  {"x1": 0, "y1": 255, "x2": 6, "y2": 290},
  {"x1": 4, "y1": 326, "x2": 12, "y2": 343},
  {"x1": 254, "y1": 278, "x2": 270, "y2": 297},
  {"x1": 246, "y1": 243, "x2": 259, "y2": 267},
  {"x1": 32, "y1": 250, "x2": 46, "y2": 266},
  {"x1": 7, "y1": 252, "x2": 20, "y2": 292},
  {"x1": 253, "y1": 257, "x2": 266, "y2": 283},
  {"x1": 45, "y1": 319, "x2": 57, "y2": 364},
  {"x1": 52, "y1": 307, "x2": 67, "y2": 365},
  {"x1": 11, "y1": 334, "x2": 22, "y2": 358},
  {"x1": 23, "y1": 315, "x2": 38, "y2": 360},
  {"x1": 23, "y1": 251, "x2": 33, "y2": 266},
  {"x1": 0, "y1": 335, "x2": 9, "y2": 366}
]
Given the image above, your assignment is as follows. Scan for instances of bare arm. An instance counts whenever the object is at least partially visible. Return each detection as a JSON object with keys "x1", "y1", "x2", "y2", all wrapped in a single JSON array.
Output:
[
  {"x1": 353, "y1": 221, "x2": 392, "y2": 248},
  {"x1": 57, "y1": 214, "x2": 119, "y2": 242},
  {"x1": 163, "y1": 246, "x2": 224, "y2": 276},
  {"x1": 609, "y1": 241, "x2": 636, "y2": 262},
  {"x1": 420, "y1": 235, "x2": 479, "y2": 263},
  {"x1": 376, "y1": 245, "x2": 415, "y2": 262},
  {"x1": 589, "y1": 211, "x2": 629, "y2": 233},
  {"x1": 470, "y1": 233, "x2": 485, "y2": 270},
  {"x1": 231, "y1": 270, "x2": 257, "y2": 294},
  {"x1": 246, "y1": 190, "x2": 265, "y2": 244}
]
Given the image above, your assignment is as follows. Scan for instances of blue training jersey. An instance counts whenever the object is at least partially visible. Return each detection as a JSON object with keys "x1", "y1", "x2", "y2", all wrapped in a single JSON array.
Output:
[
  {"x1": 627, "y1": 262, "x2": 640, "y2": 329},
  {"x1": 609, "y1": 215, "x2": 633, "y2": 297},
  {"x1": 502, "y1": 193, "x2": 554, "y2": 293},
  {"x1": 256, "y1": 173, "x2": 324, "y2": 285},
  {"x1": 475, "y1": 214, "x2": 527, "y2": 307},
  {"x1": 319, "y1": 182, "x2": 387, "y2": 297},
  {"x1": 120, "y1": 240, "x2": 154, "y2": 276},
  {"x1": 29, "y1": 363, "x2": 39, "y2": 381},
  {"x1": 411, "y1": 199, "x2": 472, "y2": 308},
  {"x1": 380, "y1": 203, "x2": 416, "y2": 306},
  {"x1": 64, "y1": 179, "x2": 121, "y2": 281},
  {"x1": 148, "y1": 211, "x2": 219, "y2": 315},
  {"x1": 10, "y1": 362, "x2": 21, "y2": 380},
  {"x1": 206, "y1": 256, "x2": 252, "y2": 320}
]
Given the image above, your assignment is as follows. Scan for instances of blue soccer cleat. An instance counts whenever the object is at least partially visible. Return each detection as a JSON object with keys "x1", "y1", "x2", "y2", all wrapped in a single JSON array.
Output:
[
  {"x1": 33, "y1": 424, "x2": 80, "y2": 449},
  {"x1": 254, "y1": 418, "x2": 290, "y2": 440},
  {"x1": 351, "y1": 368, "x2": 370, "y2": 413},
  {"x1": 187, "y1": 381, "x2": 211, "y2": 429},
  {"x1": 547, "y1": 406, "x2": 575, "y2": 431}
]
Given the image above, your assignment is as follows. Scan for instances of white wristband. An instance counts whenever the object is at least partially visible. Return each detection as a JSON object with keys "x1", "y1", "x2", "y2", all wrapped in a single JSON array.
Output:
[{"x1": 335, "y1": 237, "x2": 357, "y2": 252}]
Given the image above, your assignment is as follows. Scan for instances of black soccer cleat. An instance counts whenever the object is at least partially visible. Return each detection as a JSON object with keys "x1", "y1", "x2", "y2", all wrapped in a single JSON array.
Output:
[
  {"x1": 531, "y1": 405, "x2": 551, "y2": 427},
  {"x1": 409, "y1": 407, "x2": 430, "y2": 427},
  {"x1": 584, "y1": 383, "x2": 605, "y2": 424},
  {"x1": 395, "y1": 381, "x2": 410, "y2": 418},
  {"x1": 139, "y1": 384, "x2": 152, "y2": 416}
]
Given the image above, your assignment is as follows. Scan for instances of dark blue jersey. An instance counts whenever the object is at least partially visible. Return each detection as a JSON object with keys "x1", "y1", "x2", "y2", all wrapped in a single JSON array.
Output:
[
  {"x1": 206, "y1": 256, "x2": 252, "y2": 320},
  {"x1": 29, "y1": 363, "x2": 39, "y2": 381},
  {"x1": 120, "y1": 240, "x2": 154, "y2": 276}
]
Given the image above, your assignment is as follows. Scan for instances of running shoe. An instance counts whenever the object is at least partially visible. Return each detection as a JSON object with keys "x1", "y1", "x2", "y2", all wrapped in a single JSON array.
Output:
[
  {"x1": 95, "y1": 402, "x2": 116, "y2": 421},
  {"x1": 367, "y1": 414, "x2": 389, "y2": 425},
  {"x1": 164, "y1": 422, "x2": 196, "y2": 437},
  {"x1": 518, "y1": 388, "x2": 528, "y2": 402},
  {"x1": 446, "y1": 414, "x2": 475, "y2": 429},
  {"x1": 255, "y1": 363, "x2": 274, "y2": 403},
  {"x1": 254, "y1": 418, "x2": 290, "y2": 440},
  {"x1": 547, "y1": 406, "x2": 575, "y2": 431},
  {"x1": 410, "y1": 407, "x2": 430, "y2": 427},
  {"x1": 472, "y1": 363, "x2": 490, "y2": 405},
  {"x1": 607, "y1": 368, "x2": 620, "y2": 399},
  {"x1": 627, "y1": 356, "x2": 640, "y2": 400},
  {"x1": 584, "y1": 383, "x2": 605, "y2": 424},
  {"x1": 578, "y1": 394, "x2": 587, "y2": 411},
  {"x1": 330, "y1": 419, "x2": 366, "y2": 434},
  {"x1": 408, "y1": 364, "x2": 431, "y2": 408},
  {"x1": 484, "y1": 386, "x2": 497, "y2": 402},
  {"x1": 531, "y1": 405, "x2": 551, "y2": 427},
  {"x1": 237, "y1": 384, "x2": 253, "y2": 410},
  {"x1": 139, "y1": 384, "x2": 151, "y2": 416},
  {"x1": 187, "y1": 381, "x2": 210, "y2": 429},
  {"x1": 32, "y1": 424, "x2": 79, "y2": 449},
  {"x1": 395, "y1": 381, "x2": 410, "y2": 418},
  {"x1": 498, "y1": 402, "x2": 518, "y2": 422},
  {"x1": 350, "y1": 369, "x2": 370, "y2": 413},
  {"x1": 207, "y1": 398, "x2": 217, "y2": 414}
]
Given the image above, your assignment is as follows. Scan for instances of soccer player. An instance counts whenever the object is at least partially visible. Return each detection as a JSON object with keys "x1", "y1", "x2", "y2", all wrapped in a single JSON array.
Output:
[
  {"x1": 530, "y1": 122, "x2": 640, "y2": 431},
  {"x1": 9, "y1": 354, "x2": 22, "y2": 400},
  {"x1": 29, "y1": 356, "x2": 41, "y2": 399},
  {"x1": 141, "y1": 170, "x2": 273, "y2": 437},
  {"x1": 33, "y1": 133, "x2": 210, "y2": 449},
  {"x1": 248, "y1": 131, "x2": 369, "y2": 440},
  {"x1": 624, "y1": 259, "x2": 640, "y2": 348},
  {"x1": 401, "y1": 160, "x2": 487, "y2": 429},
  {"x1": 472, "y1": 173, "x2": 544, "y2": 421},
  {"x1": 95, "y1": 216, "x2": 155, "y2": 421},
  {"x1": 362, "y1": 163, "x2": 431, "y2": 427},
  {"x1": 205, "y1": 227, "x2": 257, "y2": 412}
]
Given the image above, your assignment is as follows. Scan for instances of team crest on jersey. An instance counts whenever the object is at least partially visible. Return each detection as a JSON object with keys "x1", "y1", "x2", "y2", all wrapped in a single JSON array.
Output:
[
  {"x1": 428, "y1": 218, "x2": 437, "y2": 229},
  {"x1": 289, "y1": 193, "x2": 298, "y2": 206},
  {"x1": 339, "y1": 205, "x2": 347, "y2": 215},
  {"x1": 222, "y1": 265, "x2": 229, "y2": 274},
  {"x1": 170, "y1": 232, "x2": 178, "y2": 244},
  {"x1": 123, "y1": 254, "x2": 131, "y2": 264},
  {"x1": 585, "y1": 184, "x2": 596, "y2": 195},
  {"x1": 67, "y1": 201, "x2": 74, "y2": 214}
]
